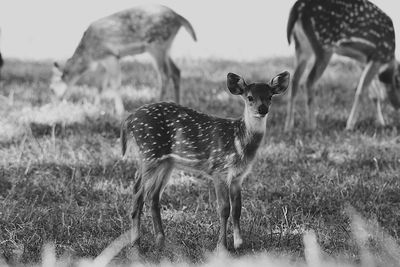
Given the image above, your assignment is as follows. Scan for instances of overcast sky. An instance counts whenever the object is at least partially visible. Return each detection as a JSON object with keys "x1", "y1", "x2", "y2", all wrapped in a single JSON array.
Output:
[{"x1": 0, "y1": 0, "x2": 399, "y2": 61}]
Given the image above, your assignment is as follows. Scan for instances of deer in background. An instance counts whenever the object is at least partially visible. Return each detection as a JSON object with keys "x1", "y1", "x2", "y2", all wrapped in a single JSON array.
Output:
[
  {"x1": 120, "y1": 71, "x2": 290, "y2": 250},
  {"x1": 285, "y1": 0, "x2": 400, "y2": 131},
  {"x1": 50, "y1": 4, "x2": 197, "y2": 115},
  {"x1": 0, "y1": 51, "x2": 3, "y2": 82},
  {"x1": 0, "y1": 28, "x2": 3, "y2": 81}
]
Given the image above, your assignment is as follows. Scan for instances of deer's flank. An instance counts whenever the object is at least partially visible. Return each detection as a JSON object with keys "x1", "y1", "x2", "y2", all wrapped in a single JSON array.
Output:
[{"x1": 125, "y1": 102, "x2": 265, "y2": 177}]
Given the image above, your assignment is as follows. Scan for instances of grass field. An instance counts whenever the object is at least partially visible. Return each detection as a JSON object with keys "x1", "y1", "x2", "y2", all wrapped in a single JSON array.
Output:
[{"x1": 0, "y1": 57, "x2": 400, "y2": 266}]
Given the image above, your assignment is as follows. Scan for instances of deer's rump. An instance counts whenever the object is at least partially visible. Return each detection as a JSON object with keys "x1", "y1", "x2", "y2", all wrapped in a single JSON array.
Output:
[{"x1": 288, "y1": 0, "x2": 395, "y2": 63}]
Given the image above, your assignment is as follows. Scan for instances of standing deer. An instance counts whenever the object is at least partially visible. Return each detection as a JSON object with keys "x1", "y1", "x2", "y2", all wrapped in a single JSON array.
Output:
[
  {"x1": 285, "y1": 0, "x2": 400, "y2": 131},
  {"x1": 120, "y1": 71, "x2": 290, "y2": 249},
  {"x1": 50, "y1": 4, "x2": 197, "y2": 115}
]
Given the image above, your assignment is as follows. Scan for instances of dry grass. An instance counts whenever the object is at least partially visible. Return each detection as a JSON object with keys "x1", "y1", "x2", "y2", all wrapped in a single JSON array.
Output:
[{"x1": 0, "y1": 57, "x2": 399, "y2": 266}]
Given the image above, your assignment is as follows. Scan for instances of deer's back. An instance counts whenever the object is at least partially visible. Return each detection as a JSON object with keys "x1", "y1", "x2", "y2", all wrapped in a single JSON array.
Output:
[
  {"x1": 75, "y1": 5, "x2": 182, "y2": 59},
  {"x1": 294, "y1": 0, "x2": 395, "y2": 62}
]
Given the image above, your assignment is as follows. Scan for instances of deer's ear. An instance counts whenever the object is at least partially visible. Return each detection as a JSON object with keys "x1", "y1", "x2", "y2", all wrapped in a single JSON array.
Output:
[
  {"x1": 54, "y1": 61, "x2": 62, "y2": 70},
  {"x1": 270, "y1": 71, "x2": 290, "y2": 95},
  {"x1": 52, "y1": 62, "x2": 63, "y2": 75},
  {"x1": 227, "y1": 73, "x2": 246, "y2": 95},
  {"x1": 378, "y1": 67, "x2": 394, "y2": 84}
]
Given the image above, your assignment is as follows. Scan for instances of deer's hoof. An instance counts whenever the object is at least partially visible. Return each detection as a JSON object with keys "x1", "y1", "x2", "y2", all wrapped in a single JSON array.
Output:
[
  {"x1": 215, "y1": 243, "x2": 229, "y2": 255},
  {"x1": 233, "y1": 238, "x2": 243, "y2": 249}
]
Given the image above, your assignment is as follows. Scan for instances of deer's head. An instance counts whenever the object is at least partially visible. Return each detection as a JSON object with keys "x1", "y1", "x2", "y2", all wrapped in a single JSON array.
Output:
[
  {"x1": 50, "y1": 56, "x2": 91, "y2": 99},
  {"x1": 49, "y1": 62, "x2": 68, "y2": 98},
  {"x1": 227, "y1": 71, "x2": 290, "y2": 120},
  {"x1": 378, "y1": 62, "x2": 400, "y2": 109}
]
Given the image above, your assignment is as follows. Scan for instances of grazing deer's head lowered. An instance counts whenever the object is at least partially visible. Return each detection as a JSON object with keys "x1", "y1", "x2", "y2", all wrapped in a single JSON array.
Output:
[
  {"x1": 51, "y1": 62, "x2": 72, "y2": 98},
  {"x1": 120, "y1": 71, "x2": 290, "y2": 250},
  {"x1": 50, "y1": 4, "x2": 197, "y2": 115},
  {"x1": 285, "y1": 0, "x2": 400, "y2": 131}
]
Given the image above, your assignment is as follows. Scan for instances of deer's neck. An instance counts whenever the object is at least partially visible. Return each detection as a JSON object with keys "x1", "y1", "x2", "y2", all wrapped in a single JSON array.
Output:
[
  {"x1": 233, "y1": 108, "x2": 267, "y2": 160},
  {"x1": 242, "y1": 105, "x2": 267, "y2": 135}
]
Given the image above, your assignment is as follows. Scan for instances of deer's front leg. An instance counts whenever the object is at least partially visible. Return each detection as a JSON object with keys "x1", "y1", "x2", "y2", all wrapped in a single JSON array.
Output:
[
  {"x1": 112, "y1": 92, "x2": 125, "y2": 116},
  {"x1": 347, "y1": 61, "x2": 381, "y2": 130},
  {"x1": 214, "y1": 178, "x2": 230, "y2": 250},
  {"x1": 230, "y1": 180, "x2": 243, "y2": 249},
  {"x1": 374, "y1": 98, "x2": 385, "y2": 126}
]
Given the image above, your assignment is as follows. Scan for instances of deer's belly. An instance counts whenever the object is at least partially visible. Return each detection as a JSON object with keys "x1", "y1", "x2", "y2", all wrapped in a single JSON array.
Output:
[
  {"x1": 332, "y1": 39, "x2": 377, "y2": 63},
  {"x1": 166, "y1": 151, "x2": 253, "y2": 182},
  {"x1": 168, "y1": 152, "x2": 233, "y2": 173}
]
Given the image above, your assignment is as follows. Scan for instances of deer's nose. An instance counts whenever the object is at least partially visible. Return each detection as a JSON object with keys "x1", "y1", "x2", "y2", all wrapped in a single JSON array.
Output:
[{"x1": 258, "y1": 104, "x2": 268, "y2": 115}]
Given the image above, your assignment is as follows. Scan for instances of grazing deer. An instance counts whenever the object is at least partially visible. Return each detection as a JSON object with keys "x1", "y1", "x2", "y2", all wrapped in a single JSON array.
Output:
[
  {"x1": 50, "y1": 4, "x2": 197, "y2": 115},
  {"x1": 120, "y1": 71, "x2": 290, "y2": 249},
  {"x1": 285, "y1": 0, "x2": 400, "y2": 131}
]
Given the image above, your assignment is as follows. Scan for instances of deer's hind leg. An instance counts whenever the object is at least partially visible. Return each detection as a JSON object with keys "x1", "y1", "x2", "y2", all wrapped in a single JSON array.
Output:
[
  {"x1": 148, "y1": 34, "x2": 179, "y2": 103},
  {"x1": 285, "y1": 28, "x2": 313, "y2": 132},
  {"x1": 148, "y1": 48, "x2": 170, "y2": 102},
  {"x1": 168, "y1": 57, "x2": 181, "y2": 104},
  {"x1": 304, "y1": 50, "x2": 332, "y2": 130},
  {"x1": 301, "y1": 19, "x2": 333, "y2": 130},
  {"x1": 131, "y1": 170, "x2": 144, "y2": 248},
  {"x1": 142, "y1": 159, "x2": 174, "y2": 248}
]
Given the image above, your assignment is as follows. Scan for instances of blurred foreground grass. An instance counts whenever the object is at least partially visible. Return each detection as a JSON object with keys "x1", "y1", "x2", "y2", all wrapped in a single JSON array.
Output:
[{"x1": 0, "y1": 57, "x2": 399, "y2": 265}]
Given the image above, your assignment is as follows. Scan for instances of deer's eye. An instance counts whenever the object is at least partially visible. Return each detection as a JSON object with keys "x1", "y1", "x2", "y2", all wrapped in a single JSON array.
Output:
[{"x1": 247, "y1": 96, "x2": 254, "y2": 102}]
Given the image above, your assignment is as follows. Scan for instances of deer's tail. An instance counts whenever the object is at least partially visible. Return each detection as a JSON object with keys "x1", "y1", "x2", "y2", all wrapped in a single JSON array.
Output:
[
  {"x1": 177, "y1": 14, "x2": 197, "y2": 42},
  {"x1": 287, "y1": 0, "x2": 304, "y2": 44},
  {"x1": 143, "y1": 159, "x2": 174, "y2": 201}
]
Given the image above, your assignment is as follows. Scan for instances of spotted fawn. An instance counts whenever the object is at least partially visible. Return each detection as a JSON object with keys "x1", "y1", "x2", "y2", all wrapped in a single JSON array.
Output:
[
  {"x1": 120, "y1": 71, "x2": 290, "y2": 249},
  {"x1": 285, "y1": 0, "x2": 400, "y2": 131}
]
